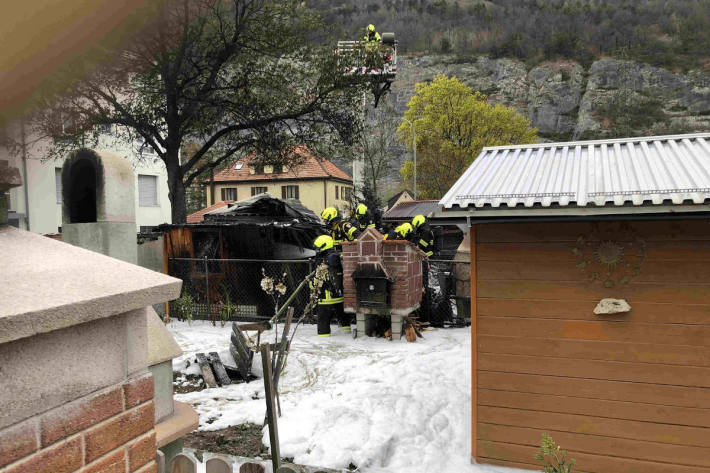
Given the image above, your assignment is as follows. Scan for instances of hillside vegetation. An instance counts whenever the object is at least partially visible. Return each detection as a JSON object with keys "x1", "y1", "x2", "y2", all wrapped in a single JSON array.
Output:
[{"x1": 311, "y1": 0, "x2": 710, "y2": 71}]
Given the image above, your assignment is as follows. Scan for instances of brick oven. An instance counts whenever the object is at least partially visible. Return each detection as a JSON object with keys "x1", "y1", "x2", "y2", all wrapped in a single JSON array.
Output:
[{"x1": 342, "y1": 228, "x2": 423, "y2": 340}]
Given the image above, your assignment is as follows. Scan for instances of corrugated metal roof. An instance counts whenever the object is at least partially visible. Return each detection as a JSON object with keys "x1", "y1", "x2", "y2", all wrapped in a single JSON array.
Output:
[
  {"x1": 440, "y1": 133, "x2": 710, "y2": 212},
  {"x1": 383, "y1": 200, "x2": 440, "y2": 220}
]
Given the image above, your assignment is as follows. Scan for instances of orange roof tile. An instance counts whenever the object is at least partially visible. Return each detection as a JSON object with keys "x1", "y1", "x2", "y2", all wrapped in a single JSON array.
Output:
[
  {"x1": 186, "y1": 200, "x2": 233, "y2": 224},
  {"x1": 213, "y1": 146, "x2": 352, "y2": 183}
]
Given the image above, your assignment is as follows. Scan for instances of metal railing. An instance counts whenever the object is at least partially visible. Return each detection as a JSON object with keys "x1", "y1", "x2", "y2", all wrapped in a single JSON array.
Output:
[{"x1": 336, "y1": 40, "x2": 397, "y2": 75}]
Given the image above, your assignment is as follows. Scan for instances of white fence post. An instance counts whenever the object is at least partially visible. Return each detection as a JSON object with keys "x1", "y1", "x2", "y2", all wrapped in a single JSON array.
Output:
[
  {"x1": 170, "y1": 453, "x2": 197, "y2": 473},
  {"x1": 206, "y1": 456, "x2": 233, "y2": 473},
  {"x1": 155, "y1": 450, "x2": 166, "y2": 473}
]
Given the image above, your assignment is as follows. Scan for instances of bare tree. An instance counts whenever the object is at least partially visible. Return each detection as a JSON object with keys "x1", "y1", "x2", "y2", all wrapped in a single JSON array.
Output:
[
  {"x1": 360, "y1": 104, "x2": 401, "y2": 202},
  {"x1": 28, "y1": 0, "x2": 369, "y2": 223}
]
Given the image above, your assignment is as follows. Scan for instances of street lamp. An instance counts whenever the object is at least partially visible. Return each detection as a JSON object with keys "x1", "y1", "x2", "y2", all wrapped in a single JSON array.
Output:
[{"x1": 401, "y1": 118, "x2": 417, "y2": 200}]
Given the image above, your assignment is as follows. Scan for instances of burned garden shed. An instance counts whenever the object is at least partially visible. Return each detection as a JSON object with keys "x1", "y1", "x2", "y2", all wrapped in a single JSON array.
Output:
[
  {"x1": 160, "y1": 194, "x2": 324, "y2": 320},
  {"x1": 441, "y1": 132, "x2": 710, "y2": 473}
]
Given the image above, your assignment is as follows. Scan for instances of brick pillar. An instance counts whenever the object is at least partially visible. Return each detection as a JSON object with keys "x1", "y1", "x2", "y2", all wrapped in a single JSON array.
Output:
[{"x1": 0, "y1": 374, "x2": 157, "y2": 473}]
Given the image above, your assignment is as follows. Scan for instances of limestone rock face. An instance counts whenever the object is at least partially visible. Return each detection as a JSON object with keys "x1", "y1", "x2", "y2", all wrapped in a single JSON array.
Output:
[
  {"x1": 594, "y1": 298, "x2": 631, "y2": 315},
  {"x1": 352, "y1": 55, "x2": 710, "y2": 196},
  {"x1": 389, "y1": 55, "x2": 710, "y2": 141},
  {"x1": 527, "y1": 62, "x2": 585, "y2": 135}
]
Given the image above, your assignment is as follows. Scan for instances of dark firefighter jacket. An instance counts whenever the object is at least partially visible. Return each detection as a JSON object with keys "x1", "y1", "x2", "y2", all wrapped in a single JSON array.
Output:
[
  {"x1": 311, "y1": 250, "x2": 344, "y2": 305},
  {"x1": 351, "y1": 213, "x2": 375, "y2": 233},
  {"x1": 411, "y1": 224, "x2": 435, "y2": 257},
  {"x1": 330, "y1": 221, "x2": 359, "y2": 246}
]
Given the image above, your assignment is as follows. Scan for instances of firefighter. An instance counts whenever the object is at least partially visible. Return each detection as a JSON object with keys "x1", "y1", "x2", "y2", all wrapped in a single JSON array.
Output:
[
  {"x1": 384, "y1": 222, "x2": 413, "y2": 241},
  {"x1": 351, "y1": 203, "x2": 375, "y2": 233},
  {"x1": 411, "y1": 214, "x2": 436, "y2": 258},
  {"x1": 364, "y1": 24, "x2": 381, "y2": 46},
  {"x1": 311, "y1": 235, "x2": 350, "y2": 336},
  {"x1": 321, "y1": 207, "x2": 358, "y2": 249}
]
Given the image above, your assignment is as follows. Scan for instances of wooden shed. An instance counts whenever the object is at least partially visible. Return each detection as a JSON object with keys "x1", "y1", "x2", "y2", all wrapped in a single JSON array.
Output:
[{"x1": 439, "y1": 133, "x2": 710, "y2": 473}]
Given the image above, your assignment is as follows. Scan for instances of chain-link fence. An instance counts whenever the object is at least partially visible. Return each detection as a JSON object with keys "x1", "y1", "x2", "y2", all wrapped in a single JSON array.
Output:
[
  {"x1": 423, "y1": 259, "x2": 471, "y2": 327},
  {"x1": 168, "y1": 257, "x2": 315, "y2": 323},
  {"x1": 166, "y1": 256, "x2": 470, "y2": 327}
]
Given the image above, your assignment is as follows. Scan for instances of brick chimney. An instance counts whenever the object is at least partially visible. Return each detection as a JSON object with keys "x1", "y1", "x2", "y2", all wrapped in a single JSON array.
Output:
[{"x1": 342, "y1": 228, "x2": 423, "y2": 339}]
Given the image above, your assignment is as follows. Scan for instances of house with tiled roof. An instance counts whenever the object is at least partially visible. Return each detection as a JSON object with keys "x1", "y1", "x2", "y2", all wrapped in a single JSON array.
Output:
[
  {"x1": 205, "y1": 146, "x2": 353, "y2": 215},
  {"x1": 186, "y1": 200, "x2": 234, "y2": 223}
]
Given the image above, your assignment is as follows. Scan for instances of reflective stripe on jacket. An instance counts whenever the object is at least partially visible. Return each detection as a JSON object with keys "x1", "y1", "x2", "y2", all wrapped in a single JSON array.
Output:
[{"x1": 310, "y1": 251, "x2": 344, "y2": 305}]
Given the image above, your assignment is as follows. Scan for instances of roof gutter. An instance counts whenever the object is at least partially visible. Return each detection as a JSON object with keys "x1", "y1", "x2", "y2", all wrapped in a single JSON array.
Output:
[{"x1": 432, "y1": 211, "x2": 710, "y2": 227}]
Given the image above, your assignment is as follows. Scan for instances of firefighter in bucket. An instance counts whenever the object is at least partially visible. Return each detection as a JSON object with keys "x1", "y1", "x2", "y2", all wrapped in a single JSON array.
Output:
[{"x1": 311, "y1": 235, "x2": 351, "y2": 337}]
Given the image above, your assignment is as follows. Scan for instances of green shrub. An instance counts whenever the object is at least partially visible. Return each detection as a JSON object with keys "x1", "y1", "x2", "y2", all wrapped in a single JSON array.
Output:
[
  {"x1": 174, "y1": 293, "x2": 195, "y2": 325},
  {"x1": 219, "y1": 291, "x2": 236, "y2": 328},
  {"x1": 535, "y1": 434, "x2": 576, "y2": 473}
]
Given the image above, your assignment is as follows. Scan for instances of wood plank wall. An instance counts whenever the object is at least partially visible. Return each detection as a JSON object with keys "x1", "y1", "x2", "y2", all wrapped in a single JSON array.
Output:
[{"x1": 473, "y1": 219, "x2": 710, "y2": 473}]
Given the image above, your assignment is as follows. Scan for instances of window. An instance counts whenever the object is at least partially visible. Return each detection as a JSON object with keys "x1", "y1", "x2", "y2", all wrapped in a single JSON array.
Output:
[
  {"x1": 273, "y1": 164, "x2": 283, "y2": 174},
  {"x1": 221, "y1": 187, "x2": 237, "y2": 201},
  {"x1": 341, "y1": 186, "x2": 345, "y2": 201},
  {"x1": 251, "y1": 186, "x2": 267, "y2": 196},
  {"x1": 55, "y1": 168, "x2": 62, "y2": 204},
  {"x1": 281, "y1": 185, "x2": 299, "y2": 200},
  {"x1": 138, "y1": 174, "x2": 158, "y2": 207},
  {"x1": 234, "y1": 162, "x2": 244, "y2": 170},
  {"x1": 335, "y1": 186, "x2": 339, "y2": 200},
  {"x1": 344, "y1": 187, "x2": 352, "y2": 202},
  {"x1": 136, "y1": 137, "x2": 156, "y2": 155},
  {"x1": 99, "y1": 123, "x2": 113, "y2": 135}
]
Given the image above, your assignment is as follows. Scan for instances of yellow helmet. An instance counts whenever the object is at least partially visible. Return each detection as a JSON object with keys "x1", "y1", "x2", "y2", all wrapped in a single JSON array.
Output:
[
  {"x1": 395, "y1": 222, "x2": 413, "y2": 238},
  {"x1": 314, "y1": 234, "x2": 334, "y2": 252},
  {"x1": 320, "y1": 207, "x2": 338, "y2": 224},
  {"x1": 412, "y1": 214, "x2": 426, "y2": 229},
  {"x1": 355, "y1": 203, "x2": 368, "y2": 216},
  {"x1": 368, "y1": 24, "x2": 375, "y2": 32}
]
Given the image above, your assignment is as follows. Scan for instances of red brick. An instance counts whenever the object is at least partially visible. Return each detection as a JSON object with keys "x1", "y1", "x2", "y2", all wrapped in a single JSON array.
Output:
[
  {"x1": 85, "y1": 402, "x2": 154, "y2": 463},
  {"x1": 0, "y1": 420, "x2": 37, "y2": 468},
  {"x1": 81, "y1": 448, "x2": 126, "y2": 473},
  {"x1": 361, "y1": 241, "x2": 375, "y2": 256},
  {"x1": 135, "y1": 461, "x2": 158, "y2": 473},
  {"x1": 6, "y1": 437, "x2": 82, "y2": 473},
  {"x1": 128, "y1": 432, "x2": 156, "y2": 472},
  {"x1": 123, "y1": 374, "x2": 154, "y2": 409},
  {"x1": 41, "y1": 387, "x2": 123, "y2": 447}
]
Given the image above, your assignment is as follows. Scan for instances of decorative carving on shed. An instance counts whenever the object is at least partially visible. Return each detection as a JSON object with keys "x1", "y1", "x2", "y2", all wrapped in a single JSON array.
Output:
[{"x1": 572, "y1": 222, "x2": 647, "y2": 288}]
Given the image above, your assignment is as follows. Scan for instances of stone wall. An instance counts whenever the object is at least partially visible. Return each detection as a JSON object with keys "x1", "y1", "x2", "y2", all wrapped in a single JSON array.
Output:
[{"x1": 0, "y1": 374, "x2": 156, "y2": 473}]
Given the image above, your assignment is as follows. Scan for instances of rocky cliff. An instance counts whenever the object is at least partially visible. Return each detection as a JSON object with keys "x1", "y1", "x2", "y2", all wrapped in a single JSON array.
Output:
[{"x1": 388, "y1": 55, "x2": 710, "y2": 140}]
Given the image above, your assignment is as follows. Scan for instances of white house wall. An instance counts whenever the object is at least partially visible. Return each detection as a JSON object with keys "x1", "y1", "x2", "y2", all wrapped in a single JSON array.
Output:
[{"x1": 1, "y1": 123, "x2": 171, "y2": 233}]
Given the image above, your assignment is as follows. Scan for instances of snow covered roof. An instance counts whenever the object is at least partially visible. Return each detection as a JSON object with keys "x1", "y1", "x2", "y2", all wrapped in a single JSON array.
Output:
[{"x1": 440, "y1": 133, "x2": 710, "y2": 217}]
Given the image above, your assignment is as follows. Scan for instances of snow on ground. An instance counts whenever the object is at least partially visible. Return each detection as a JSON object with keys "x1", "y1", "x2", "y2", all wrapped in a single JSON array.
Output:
[{"x1": 169, "y1": 320, "x2": 534, "y2": 473}]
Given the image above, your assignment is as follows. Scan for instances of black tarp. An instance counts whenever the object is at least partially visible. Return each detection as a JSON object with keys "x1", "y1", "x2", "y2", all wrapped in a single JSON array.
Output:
[{"x1": 158, "y1": 194, "x2": 325, "y2": 260}]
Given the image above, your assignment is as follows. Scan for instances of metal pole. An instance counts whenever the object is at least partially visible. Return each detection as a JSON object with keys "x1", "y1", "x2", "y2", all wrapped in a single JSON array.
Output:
[
  {"x1": 204, "y1": 256, "x2": 211, "y2": 324},
  {"x1": 402, "y1": 118, "x2": 417, "y2": 199},
  {"x1": 413, "y1": 126, "x2": 417, "y2": 200}
]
